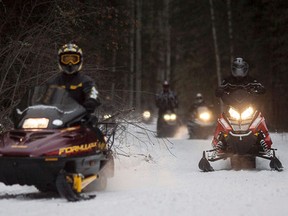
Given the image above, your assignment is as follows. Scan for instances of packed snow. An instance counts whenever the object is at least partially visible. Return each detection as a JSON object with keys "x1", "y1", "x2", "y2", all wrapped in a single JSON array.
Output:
[{"x1": 0, "y1": 120, "x2": 288, "y2": 216}]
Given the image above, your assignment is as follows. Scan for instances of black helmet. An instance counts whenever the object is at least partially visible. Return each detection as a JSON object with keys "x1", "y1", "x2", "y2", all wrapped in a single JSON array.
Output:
[
  {"x1": 58, "y1": 42, "x2": 83, "y2": 74},
  {"x1": 231, "y1": 57, "x2": 249, "y2": 78}
]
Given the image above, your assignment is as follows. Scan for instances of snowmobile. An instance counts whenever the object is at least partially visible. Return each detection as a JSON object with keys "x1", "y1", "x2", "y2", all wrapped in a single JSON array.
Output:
[
  {"x1": 187, "y1": 105, "x2": 215, "y2": 139},
  {"x1": 0, "y1": 86, "x2": 117, "y2": 201},
  {"x1": 157, "y1": 109, "x2": 179, "y2": 137},
  {"x1": 198, "y1": 84, "x2": 283, "y2": 171}
]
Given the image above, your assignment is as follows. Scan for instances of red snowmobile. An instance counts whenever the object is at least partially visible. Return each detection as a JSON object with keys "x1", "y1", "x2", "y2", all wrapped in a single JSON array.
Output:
[
  {"x1": 198, "y1": 84, "x2": 283, "y2": 171},
  {"x1": 0, "y1": 86, "x2": 117, "y2": 201}
]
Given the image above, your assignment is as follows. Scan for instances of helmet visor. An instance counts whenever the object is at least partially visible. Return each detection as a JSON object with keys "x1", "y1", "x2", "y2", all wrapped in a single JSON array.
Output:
[{"x1": 60, "y1": 54, "x2": 81, "y2": 65}]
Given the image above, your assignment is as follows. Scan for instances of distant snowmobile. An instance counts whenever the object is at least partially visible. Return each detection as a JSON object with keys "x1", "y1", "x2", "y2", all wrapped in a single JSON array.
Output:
[
  {"x1": 199, "y1": 83, "x2": 283, "y2": 171},
  {"x1": 187, "y1": 105, "x2": 215, "y2": 139},
  {"x1": 157, "y1": 110, "x2": 180, "y2": 137},
  {"x1": 0, "y1": 86, "x2": 117, "y2": 201}
]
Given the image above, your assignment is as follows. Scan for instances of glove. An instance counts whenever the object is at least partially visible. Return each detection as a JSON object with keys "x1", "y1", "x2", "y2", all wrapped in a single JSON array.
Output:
[
  {"x1": 248, "y1": 83, "x2": 265, "y2": 94},
  {"x1": 83, "y1": 98, "x2": 99, "y2": 113},
  {"x1": 84, "y1": 113, "x2": 98, "y2": 127}
]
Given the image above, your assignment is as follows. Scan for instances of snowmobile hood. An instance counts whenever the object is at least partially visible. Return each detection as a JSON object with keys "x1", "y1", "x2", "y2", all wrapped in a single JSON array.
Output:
[{"x1": 0, "y1": 127, "x2": 104, "y2": 157}]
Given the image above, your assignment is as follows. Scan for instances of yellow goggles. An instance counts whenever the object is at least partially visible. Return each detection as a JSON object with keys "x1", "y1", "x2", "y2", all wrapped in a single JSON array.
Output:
[{"x1": 60, "y1": 54, "x2": 81, "y2": 65}]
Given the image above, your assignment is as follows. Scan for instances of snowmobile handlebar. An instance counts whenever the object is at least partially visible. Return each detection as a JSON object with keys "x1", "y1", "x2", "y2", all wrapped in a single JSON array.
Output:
[
  {"x1": 100, "y1": 107, "x2": 135, "y2": 123},
  {"x1": 220, "y1": 83, "x2": 265, "y2": 94}
]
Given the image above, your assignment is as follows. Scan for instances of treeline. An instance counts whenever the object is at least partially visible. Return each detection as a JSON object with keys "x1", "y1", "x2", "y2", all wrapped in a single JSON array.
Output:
[{"x1": 0, "y1": 0, "x2": 288, "y2": 130}]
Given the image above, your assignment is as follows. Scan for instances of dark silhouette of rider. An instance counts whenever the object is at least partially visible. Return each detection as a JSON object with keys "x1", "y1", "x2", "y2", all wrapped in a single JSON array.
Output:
[
  {"x1": 191, "y1": 93, "x2": 206, "y2": 109},
  {"x1": 215, "y1": 57, "x2": 265, "y2": 98},
  {"x1": 155, "y1": 81, "x2": 178, "y2": 136},
  {"x1": 155, "y1": 81, "x2": 178, "y2": 116}
]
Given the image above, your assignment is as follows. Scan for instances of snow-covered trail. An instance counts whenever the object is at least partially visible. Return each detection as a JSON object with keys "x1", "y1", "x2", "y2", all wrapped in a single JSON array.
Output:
[{"x1": 0, "y1": 123, "x2": 288, "y2": 216}]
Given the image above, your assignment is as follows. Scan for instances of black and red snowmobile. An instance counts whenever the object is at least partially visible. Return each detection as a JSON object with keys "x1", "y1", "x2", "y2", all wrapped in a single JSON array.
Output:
[
  {"x1": 0, "y1": 86, "x2": 117, "y2": 201},
  {"x1": 198, "y1": 84, "x2": 283, "y2": 171}
]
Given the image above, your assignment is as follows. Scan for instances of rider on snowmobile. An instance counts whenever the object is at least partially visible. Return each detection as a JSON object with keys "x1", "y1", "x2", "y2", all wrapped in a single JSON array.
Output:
[
  {"x1": 214, "y1": 57, "x2": 271, "y2": 154},
  {"x1": 47, "y1": 42, "x2": 103, "y2": 140},
  {"x1": 190, "y1": 93, "x2": 206, "y2": 110},
  {"x1": 155, "y1": 80, "x2": 178, "y2": 115},
  {"x1": 215, "y1": 57, "x2": 265, "y2": 97},
  {"x1": 47, "y1": 42, "x2": 101, "y2": 113}
]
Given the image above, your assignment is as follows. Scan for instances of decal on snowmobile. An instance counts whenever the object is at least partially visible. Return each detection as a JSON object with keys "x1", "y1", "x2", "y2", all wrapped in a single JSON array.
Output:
[
  {"x1": 58, "y1": 142, "x2": 106, "y2": 155},
  {"x1": 11, "y1": 145, "x2": 28, "y2": 148}
]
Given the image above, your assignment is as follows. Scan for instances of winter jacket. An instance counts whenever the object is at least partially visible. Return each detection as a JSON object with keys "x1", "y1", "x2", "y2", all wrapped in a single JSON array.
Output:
[
  {"x1": 47, "y1": 72, "x2": 101, "y2": 113},
  {"x1": 215, "y1": 75, "x2": 266, "y2": 98},
  {"x1": 155, "y1": 90, "x2": 178, "y2": 113}
]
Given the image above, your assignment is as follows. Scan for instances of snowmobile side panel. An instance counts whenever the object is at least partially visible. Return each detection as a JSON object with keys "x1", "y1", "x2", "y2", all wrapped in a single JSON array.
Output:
[{"x1": 0, "y1": 154, "x2": 105, "y2": 187}]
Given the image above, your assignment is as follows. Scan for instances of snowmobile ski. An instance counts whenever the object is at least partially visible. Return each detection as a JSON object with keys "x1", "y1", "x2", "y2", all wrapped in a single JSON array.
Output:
[
  {"x1": 269, "y1": 150, "x2": 283, "y2": 171},
  {"x1": 198, "y1": 151, "x2": 214, "y2": 172},
  {"x1": 56, "y1": 170, "x2": 96, "y2": 202}
]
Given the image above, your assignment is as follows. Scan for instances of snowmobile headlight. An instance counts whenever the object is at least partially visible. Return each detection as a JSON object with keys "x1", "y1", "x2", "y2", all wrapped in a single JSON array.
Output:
[
  {"x1": 104, "y1": 114, "x2": 112, "y2": 119},
  {"x1": 170, "y1": 113, "x2": 177, "y2": 121},
  {"x1": 241, "y1": 107, "x2": 254, "y2": 120},
  {"x1": 164, "y1": 113, "x2": 177, "y2": 121},
  {"x1": 228, "y1": 107, "x2": 240, "y2": 120},
  {"x1": 23, "y1": 118, "x2": 49, "y2": 129},
  {"x1": 164, "y1": 114, "x2": 171, "y2": 121},
  {"x1": 143, "y1": 111, "x2": 151, "y2": 120},
  {"x1": 199, "y1": 112, "x2": 211, "y2": 121}
]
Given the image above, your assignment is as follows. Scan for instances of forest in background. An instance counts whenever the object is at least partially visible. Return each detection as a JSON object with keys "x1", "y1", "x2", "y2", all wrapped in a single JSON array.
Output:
[{"x1": 0, "y1": 0, "x2": 288, "y2": 130}]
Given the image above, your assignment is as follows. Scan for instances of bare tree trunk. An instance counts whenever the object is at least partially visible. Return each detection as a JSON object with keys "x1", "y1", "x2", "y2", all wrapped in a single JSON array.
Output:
[
  {"x1": 129, "y1": 0, "x2": 135, "y2": 108},
  {"x1": 111, "y1": 49, "x2": 116, "y2": 101},
  {"x1": 209, "y1": 0, "x2": 221, "y2": 86},
  {"x1": 135, "y1": 0, "x2": 142, "y2": 110},
  {"x1": 209, "y1": 0, "x2": 223, "y2": 111},
  {"x1": 164, "y1": 0, "x2": 171, "y2": 81},
  {"x1": 226, "y1": 0, "x2": 234, "y2": 64},
  {"x1": 157, "y1": 14, "x2": 165, "y2": 83}
]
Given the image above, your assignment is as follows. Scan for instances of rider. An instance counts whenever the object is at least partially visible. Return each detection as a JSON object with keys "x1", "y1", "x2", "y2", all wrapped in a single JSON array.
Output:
[
  {"x1": 214, "y1": 57, "x2": 271, "y2": 154},
  {"x1": 191, "y1": 93, "x2": 206, "y2": 109},
  {"x1": 215, "y1": 57, "x2": 265, "y2": 97},
  {"x1": 188, "y1": 93, "x2": 207, "y2": 119},
  {"x1": 47, "y1": 42, "x2": 103, "y2": 139},
  {"x1": 155, "y1": 81, "x2": 178, "y2": 135},
  {"x1": 155, "y1": 80, "x2": 178, "y2": 116},
  {"x1": 47, "y1": 42, "x2": 101, "y2": 113}
]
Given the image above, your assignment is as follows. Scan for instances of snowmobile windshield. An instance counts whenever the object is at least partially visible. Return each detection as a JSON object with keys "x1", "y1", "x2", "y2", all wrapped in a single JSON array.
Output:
[
  {"x1": 221, "y1": 88, "x2": 260, "y2": 112},
  {"x1": 12, "y1": 86, "x2": 87, "y2": 129}
]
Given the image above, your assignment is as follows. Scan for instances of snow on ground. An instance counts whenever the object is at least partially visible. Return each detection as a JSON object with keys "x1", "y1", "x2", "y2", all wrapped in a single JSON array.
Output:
[{"x1": 0, "y1": 121, "x2": 288, "y2": 216}]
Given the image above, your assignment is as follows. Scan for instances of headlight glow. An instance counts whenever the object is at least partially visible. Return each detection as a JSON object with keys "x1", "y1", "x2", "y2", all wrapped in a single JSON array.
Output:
[
  {"x1": 164, "y1": 114, "x2": 171, "y2": 121},
  {"x1": 170, "y1": 113, "x2": 177, "y2": 121},
  {"x1": 164, "y1": 113, "x2": 177, "y2": 121},
  {"x1": 143, "y1": 111, "x2": 151, "y2": 119},
  {"x1": 241, "y1": 107, "x2": 254, "y2": 120},
  {"x1": 228, "y1": 108, "x2": 240, "y2": 120},
  {"x1": 23, "y1": 118, "x2": 49, "y2": 129},
  {"x1": 228, "y1": 106, "x2": 254, "y2": 121},
  {"x1": 104, "y1": 114, "x2": 112, "y2": 119},
  {"x1": 199, "y1": 112, "x2": 211, "y2": 121}
]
